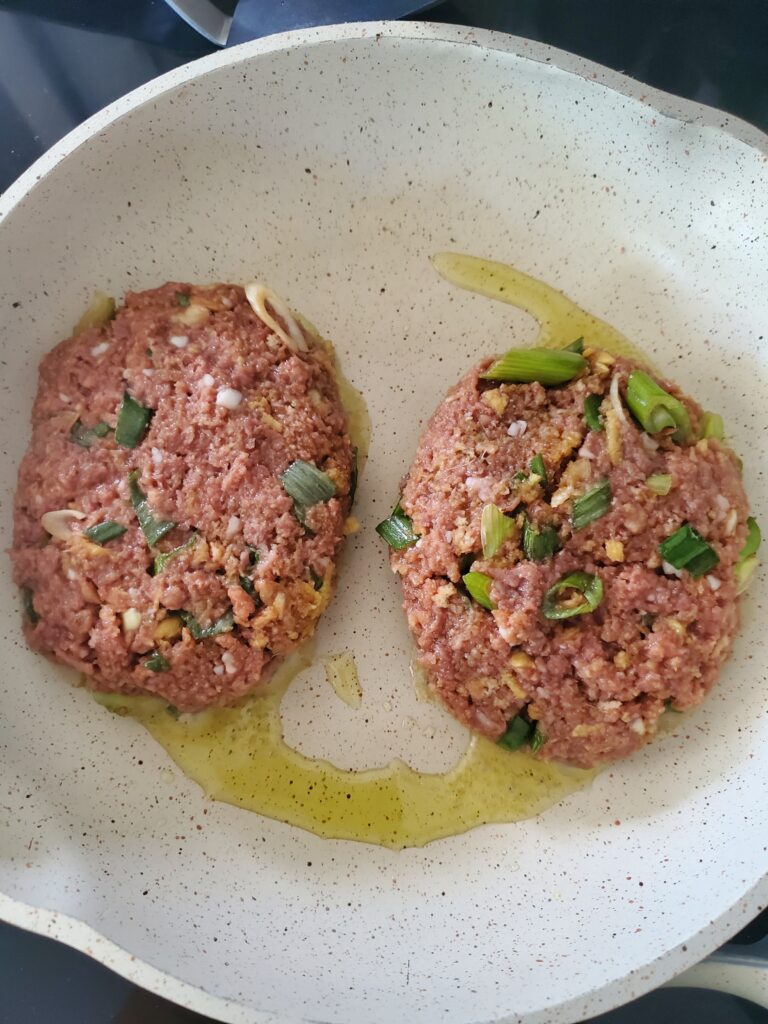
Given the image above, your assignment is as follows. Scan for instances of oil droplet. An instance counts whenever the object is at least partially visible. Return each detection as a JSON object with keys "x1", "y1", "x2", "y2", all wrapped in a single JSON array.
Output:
[{"x1": 323, "y1": 651, "x2": 362, "y2": 709}]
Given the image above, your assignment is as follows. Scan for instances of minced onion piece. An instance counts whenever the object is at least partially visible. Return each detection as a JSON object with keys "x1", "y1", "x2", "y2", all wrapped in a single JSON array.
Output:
[
  {"x1": 609, "y1": 372, "x2": 630, "y2": 428},
  {"x1": 480, "y1": 348, "x2": 586, "y2": 386},
  {"x1": 70, "y1": 419, "x2": 110, "y2": 449},
  {"x1": 84, "y1": 520, "x2": 127, "y2": 545},
  {"x1": 281, "y1": 460, "x2": 336, "y2": 507},
  {"x1": 522, "y1": 519, "x2": 560, "y2": 562},
  {"x1": 584, "y1": 393, "x2": 604, "y2": 432},
  {"x1": 646, "y1": 474, "x2": 673, "y2": 496},
  {"x1": 735, "y1": 555, "x2": 759, "y2": 594},
  {"x1": 462, "y1": 571, "x2": 496, "y2": 610},
  {"x1": 625, "y1": 370, "x2": 692, "y2": 443},
  {"x1": 115, "y1": 392, "x2": 152, "y2": 448},
  {"x1": 40, "y1": 508, "x2": 86, "y2": 540},
  {"x1": 497, "y1": 715, "x2": 531, "y2": 751},
  {"x1": 530, "y1": 453, "x2": 547, "y2": 484},
  {"x1": 571, "y1": 479, "x2": 612, "y2": 531},
  {"x1": 144, "y1": 651, "x2": 170, "y2": 672},
  {"x1": 153, "y1": 533, "x2": 198, "y2": 574},
  {"x1": 480, "y1": 503, "x2": 516, "y2": 559},
  {"x1": 73, "y1": 292, "x2": 116, "y2": 334},
  {"x1": 658, "y1": 523, "x2": 719, "y2": 578},
  {"x1": 376, "y1": 503, "x2": 420, "y2": 550},
  {"x1": 700, "y1": 411, "x2": 725, "y2": 440},
  {"x1": 244, "y1": 281, "x2": 308, "y2": 352},
  {"x1": 181, "y1": 608, "x2": 235, "y2": 640},
  {"x1": 127, "y1": 471, "x2": 176, "y2": 546},
  {"x1": 542, "y1": 571, "x2": 604, "y2": 620}
]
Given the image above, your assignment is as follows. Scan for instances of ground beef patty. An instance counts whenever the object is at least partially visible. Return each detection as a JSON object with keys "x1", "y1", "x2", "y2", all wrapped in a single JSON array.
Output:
[
  {"x1": 387, "y1": 345, "x2": 750, "y2": 767},
  {"x1": 13, "y1": 282, "x2": 354, "y2": 711}
]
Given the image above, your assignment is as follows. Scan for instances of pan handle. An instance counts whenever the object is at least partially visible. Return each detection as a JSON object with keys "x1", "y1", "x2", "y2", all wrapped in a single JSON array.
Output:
[{"x1": 664, "y1": 945, "x2": 768, "y2": 1008}]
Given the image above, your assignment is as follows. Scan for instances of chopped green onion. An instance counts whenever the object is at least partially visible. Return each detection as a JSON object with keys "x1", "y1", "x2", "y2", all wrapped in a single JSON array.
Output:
[
  {"x1": 740, "y1": 517, "x2": 761, "y2": 561},
  {"x1": 21, "y1": 587, "x2": 39, "y2": 625},
  {"x1": 70, "y1": 420, "x2": 110, "y2": 449},
  {"x1": 84, "y1": 520, "x2": 127, "y2": 545},
  {"x1": 584, "y1": 393, "x2": 604, "y2": 432},
  {"x1": 175, "y1": 291, "x2": 190, "y2": 307},
  {"x1": 511, "y1": 470, "x2": 528, "y2": 486},
  {"x1": 659, "y1": 523, "x2": 718, "y2": 578},
  {"x1": 376, "y1": 503, "x2": 420, "y2": 549},
  {"x1": 625, "y1": 370, "x2": 692, "y2": 443},
  {"x1": 144, "y1": 651, "x2": 170, "y2": 672},
  {"x1": 700, "y1": 411, "x2": 725, "y2": 441},
  {"x1": 522, "y1": 519, "x2": 560, "y2": 562},
  {"x1": 153, "y1": 533, "x2": 198, "y2": 575},
  {"x1": 181, "y1": 608, "x2": 235, "y2": 640},
  {"x1": 530, "y1": 725, "x2": 546, "y2": 753},
  {"x1": 735, "y1": 555, "x2": 759, "y2": 594},
  {"x1": 462, "y1": 571, "x2": 496, "y2": 610},
  {"x1": 542, "y1": 571, "x2": 604, "y2": 620},
  {"x1": 646, "y1": 474, "x2": 673, "y2": 496},
  {"x1": 571, "y1": 479, "x2": 612, "y2": 531},
  {"x1": 166, "y1": 705, "x2": 180, "y2": 718},
  {"x1": 115, "y1": 392, "x2": 152, "y2": 448},
  {"x1": 530, "y1": 453, "x2": 547, "y2": 484},
  {"x1": 127, "y1": 471, "x2": 177, "y2": 547},
  {"x1": 350, "y1": 447, "x2": 359, "y2": 504},
  {"x1": 309, "y1": 568, "x2": 324, "y2": 591},
  {"x1": 563, "y1": 337, "x2": 584, "y2": 354},
  {"x1": 480, "y1": 503, "x2": 516, "y2": 559},
  {"x1": 239, "y1": 574, "x2": 256, "y2": 596},
  {"x1": 480, "y1": 348, "x2": 587, "y2": 386},
  {"x1": 497, "y1": 716, "x2": 531, "y2": 751},
  {"x1": 246, "y1": 545, "x2": 260, "y2": 567},
  {"x1": 281, "y1": 460, "x2": 336, "y2": 512},
  {"x1": 664, "y1": 698, "x2": 681, "y2": 714}
]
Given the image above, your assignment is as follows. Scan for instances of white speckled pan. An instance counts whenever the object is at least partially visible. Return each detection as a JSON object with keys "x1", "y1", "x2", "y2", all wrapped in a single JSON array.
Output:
[{"x1": 1, "y1": 21, "x2": 766, "y2": 1024}]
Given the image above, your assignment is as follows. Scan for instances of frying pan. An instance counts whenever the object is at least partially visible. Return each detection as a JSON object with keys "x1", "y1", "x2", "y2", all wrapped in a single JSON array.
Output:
[{"x1": 0, "y1": 21, "x2": 766, "y2": 1024}]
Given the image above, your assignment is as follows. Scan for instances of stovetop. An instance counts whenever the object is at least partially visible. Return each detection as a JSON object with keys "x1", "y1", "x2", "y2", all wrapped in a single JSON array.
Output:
[{"x1": 1, "y1": 1, "x2": 766, "y2": 1021}]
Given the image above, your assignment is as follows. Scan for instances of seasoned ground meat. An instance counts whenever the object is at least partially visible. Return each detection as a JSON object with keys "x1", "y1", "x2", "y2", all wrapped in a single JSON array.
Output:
[
  {"x1": 13, "y1": 282, "x2": 354, "y2": 710},
  {"x1": 388, "y1": 346, "x2": 750, "y2": 767}
]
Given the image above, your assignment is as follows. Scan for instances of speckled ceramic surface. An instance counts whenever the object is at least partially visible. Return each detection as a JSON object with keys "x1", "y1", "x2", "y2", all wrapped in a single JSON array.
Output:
[{"x1": 0, "y1": 21, "x2": 766, "y2": 1024}]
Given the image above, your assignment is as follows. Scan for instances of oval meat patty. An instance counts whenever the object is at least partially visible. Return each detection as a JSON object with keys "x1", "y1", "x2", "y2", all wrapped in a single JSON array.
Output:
[
  {"x1": 13, "y1": 282, "x2": 354, "y2": 710},
  {"x1": 386, "y1": 346, "x2": 751, "y2": 767}
]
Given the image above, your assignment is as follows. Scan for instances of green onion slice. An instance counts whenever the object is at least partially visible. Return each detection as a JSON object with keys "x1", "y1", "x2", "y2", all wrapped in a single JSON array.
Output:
[
  {"x1": 646, "y1": 473, "x2": 672, "y2": 496},
  {"x1": 740, "y1": 517, "x2": 761, "y2": 561},
  {"x1": 700, "y1": 411, "x2": 725, "y2": 441},
  {"x1": 350, "y1": 447, "x2": 359, "y2": 504},
  {"x1": 584, "y1": 393, "x2": 604, "y2": 432},
  {"x1": 70, "y1": 419, "x2": 111, "y2": 449},
  {"x1": 21, "y1": 587, "x2": 39, "y2": 625},
  {"x1": 735, "y1": 555, "x2": 759, "y2": 594},
  {"x1": 497, "y1": 716, "x2": 532, "y2": 751},
  {"x1": 309, "y1": 568, "x2": 324, "y2": 591},
  {"x1": 181, "y1": 608, "x2": 235, "y2": 640},
  {"x1": 376, "y1": 503, "x2": 420, "y2": 549},
  {"x1": 462, "y1": 571, "x2": 496, "y2": 610},
  {"x1": 571, "y1": 479, "x2": 612, "y2": 531},
  {"x1": 153, "y1": 533, "x2": 198, "y2": 575},
  {"x1": 481, "y1": 348, "x2": 587, "y2": 386},
  {"x1": 563, "y1": 337, "x2": 584, "y2": 354},
  {"x1": 281, "y1": 460, "x2": 336, "y2": 509},
  {"x1": 246, "y1": 545, "x2": 260, "y2": 567},
  {"x1": 239, "y1": 574, "x2": 256, "y2": 596},
  {"x1": 175, "y1": 291, "x2": 190, "y2": 307},
  {"x1": 115, "y1": 392, "x2": 152, "y2": 449},
  {"x1": 542, "y1": 571, "x2": 604, "y2": 620},
  {"x1": 127, "y1": 471, "x2": 177, "y2": 547},
  {"x1": 84, "y1": 520, "x2": 127, "y2": 545},
  {"x1": 530, "y1": 725, "x2": 546, "y2": 753},
  {"x1": 144, "y1": 651, "x2": 170, "y2": 672},
  {"x1": 659, "y1": 523, "x2": 719, "y2": 578},
  {"x1": 625, "y1": 370, "x2": 692, "y2": 443},
  {"x1": 480, "y1": 503, "x2": 516, "y2": 559},
  {"x1": 522, "y1": 519, "x2": 560, "y2": 562},
  {"x1": 529, "y1": 453, "x2": 547, "y2": 484}
]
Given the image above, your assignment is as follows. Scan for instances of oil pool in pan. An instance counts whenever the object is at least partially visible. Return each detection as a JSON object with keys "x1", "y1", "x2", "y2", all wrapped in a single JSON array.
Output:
[{"x1": 96, "y1": 254, "x2": 663, "y2": 849}]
